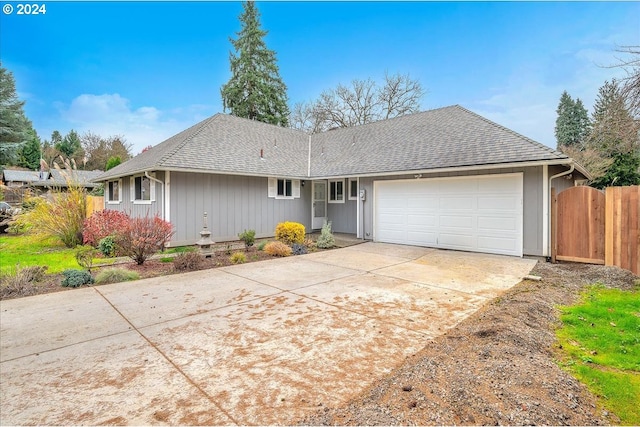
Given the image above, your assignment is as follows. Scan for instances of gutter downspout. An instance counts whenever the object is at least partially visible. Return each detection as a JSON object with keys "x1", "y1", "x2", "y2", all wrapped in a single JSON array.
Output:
[
  {"x1": 145, "y1": 171, "x2": 165, "y2": 220},
  {"x1": 547, "y1": 162, "x2": 575, "y2": 260}
]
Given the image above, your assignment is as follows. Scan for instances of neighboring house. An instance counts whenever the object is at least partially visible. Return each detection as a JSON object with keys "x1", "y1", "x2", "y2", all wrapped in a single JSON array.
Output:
[
  {"x1": 95, "y1": 105, "x2": 589, "y2": 258},
  {"x1": 1, "y1": 169, "x2": 103, "y2": 204}
]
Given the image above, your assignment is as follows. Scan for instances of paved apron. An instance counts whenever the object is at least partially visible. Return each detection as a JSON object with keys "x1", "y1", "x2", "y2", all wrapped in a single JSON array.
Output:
[{"x1": 0, "y1": 243, "x2": 536, "y2": 425}]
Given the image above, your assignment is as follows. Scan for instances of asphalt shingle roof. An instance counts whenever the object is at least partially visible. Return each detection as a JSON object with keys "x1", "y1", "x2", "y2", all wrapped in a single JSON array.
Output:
[
  {"x1": 2, "y1": 170, "x2": 48, "y2": 183},
  {"x1": 96, "y1": 105, "x2": 570, "y2": 181}
]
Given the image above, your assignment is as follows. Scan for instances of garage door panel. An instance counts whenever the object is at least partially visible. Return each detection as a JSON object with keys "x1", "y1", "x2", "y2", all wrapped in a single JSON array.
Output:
[
  {"x1": 407, "y1": 197, "x2": 437, "y2": 210},
  {"x1": 407, "y1": 231, "x2": 437, "y2": 245},
  {"x1": 478, "y1": 196, "x2": 519, "y2": 211},
  {"x1": 478, "y1": 216, "x2": 517, "y2": 231},
  {"x1": 478, "y1": 176, "x2": 520, "y2": 192},
  {"x1": 438, "y1": 233, "x2": 475, "y2": 249},
  {"x1": 439, "y1": 196, "x2": 474, "y2": 210},
  {"x1": 440, "y1": 215, "x2": 474, "y2": 229},
  {"x1": 407, "y1": 214, "x2": 437, "y2": 227},
  {"x1": 478, "y1": 236, "x2": 518, "y2": 254}
]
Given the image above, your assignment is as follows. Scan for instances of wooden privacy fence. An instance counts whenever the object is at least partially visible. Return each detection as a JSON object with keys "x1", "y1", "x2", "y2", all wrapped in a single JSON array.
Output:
[
  {"x1": 86, "y1": 196, "x2": 104, "y2": 218},
  {"x1": 552, "y1": 185, "x2": 639, "y2": 275}
]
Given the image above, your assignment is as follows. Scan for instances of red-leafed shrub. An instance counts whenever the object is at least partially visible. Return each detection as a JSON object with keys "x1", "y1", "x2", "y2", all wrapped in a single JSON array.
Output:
[
  {"x1": 83, "y1": 210, "x2": 131, "y2": 247},
  {"x1": 116, "y1": 216, "x2": 175, "y2": 265}
]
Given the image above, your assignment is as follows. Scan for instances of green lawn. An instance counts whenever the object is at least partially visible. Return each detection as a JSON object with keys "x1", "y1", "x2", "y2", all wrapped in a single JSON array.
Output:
[
  {"x1": 0, "y1": 234, "x2": 81, "y2": 274},
  {"x1": 556, "y1": 284, "x2": 640, "y2": 425}
]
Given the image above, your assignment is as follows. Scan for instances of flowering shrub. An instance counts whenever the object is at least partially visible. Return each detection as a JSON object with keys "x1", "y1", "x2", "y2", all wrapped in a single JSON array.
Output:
[
  {"x1": 275, "y1": 221, "x2": 305, "y2": 245},
  {"x1": 116, "y1": 216, "x2": 174, "y2": 265},
  {"x1": 264, "y1": 241, "x2": 292, "y2": 257},
  {"x1": 83, "y1": 210, "x2": 131, "y2": 247}
]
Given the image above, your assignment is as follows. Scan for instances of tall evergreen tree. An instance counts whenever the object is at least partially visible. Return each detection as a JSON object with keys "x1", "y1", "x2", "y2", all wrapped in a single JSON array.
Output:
[
  {"x1": 588, "y1": 79, "x2": 638, "y2": 156},
  {"x1": 55, "y1": 129, "x2": 82, "y2": 159},
  {"x1": 17, "y1": 131, "x2": 41, "y2": 170},
  {"x1": 0, "y1": 64, "x2": 34, "y2": 167},
  {"x1": 554, "y1": 91, "x2": 589, "y2": 150},
  {"x1": 221, "y1": 2, "x2": 290, "y2": 126}
]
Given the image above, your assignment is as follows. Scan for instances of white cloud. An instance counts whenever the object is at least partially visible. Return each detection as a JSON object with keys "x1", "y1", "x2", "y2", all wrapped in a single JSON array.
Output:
[
  {"x1": 48, "y1": 93, "x2": 213, "y2": 155},
  {"x1": 469, "y1": 45, "x2": 629, "y2": 149}
]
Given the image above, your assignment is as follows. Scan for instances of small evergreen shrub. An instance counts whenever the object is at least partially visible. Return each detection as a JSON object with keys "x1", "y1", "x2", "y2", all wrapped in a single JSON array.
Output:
[
  {"x1": 264, "y1": 241, "x2": 292, "y2": 257},
  {"x1": 238, "y1": 229, "x2": 256, "y2": 251},
  {"x1": 75, "y1": 245, "x2": 98, "y2": 270},
  {"x1": 95, "y1": 268, "x2": 140, "y2": 284},
  {"x1": 257, "y1": 241, "x2": 267, "y2": 251},
  {"x1": 291, "y1": 243, "x2": 308, "y2": 255},
  {"x1": 316, "y1": 221, "x2": 335, "y2": 249},
  {"x1": 173, "y1": 251, "x2": 203, "y2": 271},
  {"x1": 275, "y1": 221, "x2": 305, "y2": 245},
  {"x1": 98, "y1": 236, "x2": 117, "y2": 257},
  {"x1": 230, "y1": 251, "x2": 247, "y2": 264},
  {"x1": 61, "y1": 269, "x2": 94, "y2": 288}
]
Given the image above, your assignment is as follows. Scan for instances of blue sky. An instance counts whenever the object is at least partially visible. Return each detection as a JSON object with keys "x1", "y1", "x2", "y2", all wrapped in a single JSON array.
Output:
[{"x1": 1, "y1": 1, "x2": 638, "y2": 156}]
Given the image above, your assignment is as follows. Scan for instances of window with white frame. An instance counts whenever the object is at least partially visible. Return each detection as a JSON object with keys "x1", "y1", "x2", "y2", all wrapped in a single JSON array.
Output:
[
  {"x1": 348, "y1": 178, "x2": 358, "y2": 200},
  {"x1": 106, "y1": 179, "x2": 121, "y2": 203},
  {"x1": 130, "y1": 174, "x2": 155, "y2": 203},
  {"x1": 329, "y1": 179, "x2": 344, "y2": 203},
  {"x1": 268, "y1": 177, "x2": 300, "y2": 199}
]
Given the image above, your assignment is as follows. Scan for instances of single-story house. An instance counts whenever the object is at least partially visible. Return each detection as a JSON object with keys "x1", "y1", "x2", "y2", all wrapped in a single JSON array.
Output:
[{"x1": 95, "y1": 105, "x2": 589, "y2": 258}]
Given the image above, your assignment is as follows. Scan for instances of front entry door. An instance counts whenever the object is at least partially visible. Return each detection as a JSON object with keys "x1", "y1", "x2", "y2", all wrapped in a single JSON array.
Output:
[{"x1": 312, "y1": 181, "x2": 327, "y2": 229}]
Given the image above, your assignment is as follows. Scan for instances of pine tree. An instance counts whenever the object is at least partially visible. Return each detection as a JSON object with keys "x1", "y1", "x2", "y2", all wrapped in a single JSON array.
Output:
[
  {"x1": 55, "y1": 129, "x2": 82, "y2": 159},
  {"x1": 0, "y1": 64, "x2": 34, "y2": 166},
  {"x1": 554, "y1": 91, "x2": 589, "y2": 150},
  {"x1": 221, "y1": 2, "x2": 290, "y2": 126},
  {"x1": 17, "y1": 131, "x2": 42, "y2": 170}
]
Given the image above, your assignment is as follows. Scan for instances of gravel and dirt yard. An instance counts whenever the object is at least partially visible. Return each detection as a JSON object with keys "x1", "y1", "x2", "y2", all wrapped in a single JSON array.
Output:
[{"x1": 302, "y1": 261, "x2": 639, "y2": 426}]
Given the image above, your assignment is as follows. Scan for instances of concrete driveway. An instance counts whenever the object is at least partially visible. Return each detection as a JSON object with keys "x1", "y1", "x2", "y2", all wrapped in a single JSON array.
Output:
[{"x1": 0, "y1": 243, "x2": 536, "y2": 425}]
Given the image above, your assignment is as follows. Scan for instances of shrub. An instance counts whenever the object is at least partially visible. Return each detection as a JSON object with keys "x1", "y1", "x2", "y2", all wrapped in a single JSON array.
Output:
[
  {"x1": 61, "y1": 269, "x2": 94, "y2": 288},
  {"x1": 238, "y1": 229, "x2": 256, "y2": 251},
  {"x1": 316, "y1": 221, "x2": 335, "y2": 249},
  {"x1": 116, "y1": 216, "x2": 175, "y2": 265},
  {"x1": 0, "y1": 265, "x2": 48, "y2": 299},
  {"x1": 75, "y1": 245, "x2": 98, "y2": 270},
  {"x1": 257, "y1": 241, "x2": 267, "y2": 251},
  {"x1": 291, "y1": 243, "x2": 308, "y2": 255},
  {"x1": 98, "y1": 235, "x2": 117, "y2": 257},
  {"x1": 275, "y1": 221, "x2": 305, "y2": 245},
  {"x1": 83, "y1": 210, "x2": 131, "y2": 247},
  {"x1": 230, "y1": 251, "x2": 247, "y2": 264},
  {"x1": 173, "y1": 251, "x2": 203, "y2": 271},
  {"x1": 264, "y1": 241, "x2": 292, "y2": 257},
  {"x1": 94, "y1": 268, "x2": 140, "y2": 284},
  {"x1": 13, "y1": 185, "x2": 87, "y2": 247}
]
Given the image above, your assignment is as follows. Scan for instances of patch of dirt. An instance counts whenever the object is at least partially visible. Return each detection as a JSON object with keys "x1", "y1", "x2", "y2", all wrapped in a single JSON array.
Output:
[{"x1": 301, "y1": 261, "x2": 639, "y2": 426}]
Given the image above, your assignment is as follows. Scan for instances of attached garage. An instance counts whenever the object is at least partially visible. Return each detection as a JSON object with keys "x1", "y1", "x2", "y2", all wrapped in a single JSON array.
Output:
[{"x1": 373, "y1": 173, "x2": 523, "y2": 256}]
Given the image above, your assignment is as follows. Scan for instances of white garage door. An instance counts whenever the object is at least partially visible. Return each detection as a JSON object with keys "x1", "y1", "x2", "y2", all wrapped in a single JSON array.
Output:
[{"x1": 374, "y1": 173, "x2": 523, "y2": 256}]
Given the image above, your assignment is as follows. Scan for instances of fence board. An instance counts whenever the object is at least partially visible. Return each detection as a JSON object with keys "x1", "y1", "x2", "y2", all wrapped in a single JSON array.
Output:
[{"x1": 86, "y1": 196, "x2": 104, "y2": 218}]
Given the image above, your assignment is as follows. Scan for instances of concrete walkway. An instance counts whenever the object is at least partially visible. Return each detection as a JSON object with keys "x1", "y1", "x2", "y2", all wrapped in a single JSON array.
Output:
[{"x1": 0, "y1": 243, "x2": 536, "y2": 425}]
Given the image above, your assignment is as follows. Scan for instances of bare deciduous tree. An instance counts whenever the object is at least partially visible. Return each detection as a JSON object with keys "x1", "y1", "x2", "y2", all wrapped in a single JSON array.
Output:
[
  {"x1": 291, "y1": 72, "x2": 425, "y2": 133},
  {"x1": 610, "y1": 45, "x2": 640, "y2": 118}
]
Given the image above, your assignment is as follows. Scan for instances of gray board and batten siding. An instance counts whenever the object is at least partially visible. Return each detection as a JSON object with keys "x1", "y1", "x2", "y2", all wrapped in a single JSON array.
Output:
[{"x1": 169, "y1": 172, "x2": 311, "y2": 246}]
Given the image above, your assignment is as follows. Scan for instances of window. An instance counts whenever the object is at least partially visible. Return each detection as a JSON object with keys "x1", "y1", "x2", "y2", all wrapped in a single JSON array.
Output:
[
  {"x1": 329, "y1": 179, "x2": 344, "y2": 203},
  {"x1": 277, "y1": 179, "x2": 292, "y2": 197},
  {"x1": 106, "y1": 180, "x2": 121, "y2": 203},
  {"x1": 348, "y1": 178, "x2": 358, "y2": 200},
  {"x1": 268, "y1": 177, "x2": 300, "y2": 199},
  {"x1": 130, "y1": 174, "x2": 155, "y2": 203}
]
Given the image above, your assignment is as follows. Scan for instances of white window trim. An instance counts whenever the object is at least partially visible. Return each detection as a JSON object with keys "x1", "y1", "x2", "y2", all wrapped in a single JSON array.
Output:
[
  {"x1": 130, "y1": 173, "x2": 155, "y2": 204},
  {"x1": 268, "y1": 177, "x2": 300, "y2": 200},
  {"x1": 348, "y1": 178, "x2": 358, "y2": 201},
  {"x1": 106, "y1": 179, "x2": 122, "y2": 204},
  {"x1": 328, "y1": 179, "x2": 345, "y2": 204}
]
